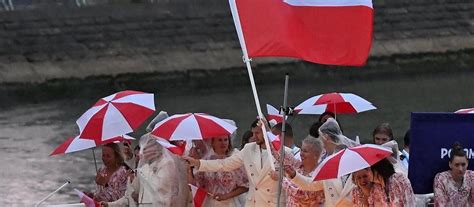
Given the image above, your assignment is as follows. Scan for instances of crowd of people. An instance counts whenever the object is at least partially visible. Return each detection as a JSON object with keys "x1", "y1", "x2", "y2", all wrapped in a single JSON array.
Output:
[{"x1": 83, "y1": 112, "x2": 473, "y2": 207}]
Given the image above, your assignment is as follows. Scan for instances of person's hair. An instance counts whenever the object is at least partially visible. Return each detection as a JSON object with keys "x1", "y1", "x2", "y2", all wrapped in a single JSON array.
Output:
[
  {"x1": 372, "y1": 123, "x2": 394, "y2": 140},
  {"x1": 371, "y1": 158, "x2": 395, "y2": 185},
  {"x1": 250, "y1": 119, "x2": 259, "y2": 128},
  {"x1": 403, "y1": 129, "x2": 410, "y2": 147},
  {"x1": 309, "y1": 121, "x2": 324, "y2": 138},
  {"x1": 449, "y1": 142, "x2": 467, "y2": 162},
  {"x1": 211, "y1": 136, "x2": 233, "y2": 155},
  {"x1": 318, "y1": 111, "x2": 336, "y2": 122},
  {"x1": 240, "y1": 130, "x2": 253, "y2": 150},
  {"x1": 134, "y1": 145, "x2": 140, "y2": 151},
  {"x1": 272, "y1": 123, "x2": 293, "y2": 138},
  {"x1": 302, "y1": 136, "x2": 323, "y2": 155},
  {"x1": 104, "y1": 143, "x2": 125, "y2": 166}
]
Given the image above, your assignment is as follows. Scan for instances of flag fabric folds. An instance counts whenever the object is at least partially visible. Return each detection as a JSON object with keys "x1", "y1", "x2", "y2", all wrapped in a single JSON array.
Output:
[
  {"x1": 189, "y1": 184, "x2": 207, "y2": 207},
  {"x1": 156, "y1": 139, "x2": 185, "y2": 156},
  {"x1": 229, "y1": 0, "x2": 374, "y2": 66},
  {"x1": 74, "y1": 189, "x2": 100, "y2": 207}
]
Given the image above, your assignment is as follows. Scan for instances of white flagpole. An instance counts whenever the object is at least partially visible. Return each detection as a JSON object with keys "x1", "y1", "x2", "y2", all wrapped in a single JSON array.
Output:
[{"x1": 229, "y1": 0, "x2": 275, "y2": 170}]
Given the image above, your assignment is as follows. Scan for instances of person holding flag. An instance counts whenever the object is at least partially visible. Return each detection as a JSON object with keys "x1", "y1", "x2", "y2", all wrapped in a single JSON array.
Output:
[{"x1": 183, "y1": 120, "x2": 292, "y2": 207}]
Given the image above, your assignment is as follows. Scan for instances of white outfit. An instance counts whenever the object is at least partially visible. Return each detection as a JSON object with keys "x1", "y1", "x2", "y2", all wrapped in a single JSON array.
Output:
[{"x1": 198, "y1": 143, "x2": 289, "y2": 207}]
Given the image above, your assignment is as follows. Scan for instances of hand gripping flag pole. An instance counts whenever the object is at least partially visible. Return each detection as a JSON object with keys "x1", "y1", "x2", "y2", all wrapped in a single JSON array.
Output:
[{"x1": 229, "y1": 0, "x2": 275, "y2": 171}]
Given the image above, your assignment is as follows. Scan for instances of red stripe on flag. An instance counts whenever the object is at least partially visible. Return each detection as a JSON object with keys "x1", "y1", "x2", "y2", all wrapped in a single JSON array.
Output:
[
  {"x1": 189, "y1": 184, "x2": 207, "y2": 207},
  {"x1": 112, "y1": 102, "x2": 155, "y2": 130},
  {"x1": 236, "y1": 0, "x2": 373, "y2": 66},
  {"x1": 152, "y1": 114, "x2": 191, "y2": 140},
  {"x1": 79, "y1": 106, "x2": 107, "y2": 140}
]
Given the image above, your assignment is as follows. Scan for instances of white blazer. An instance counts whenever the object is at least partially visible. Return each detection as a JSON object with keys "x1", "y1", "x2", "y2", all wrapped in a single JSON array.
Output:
[
  {"x1": 291, "y1": 172, "x2": 355, "y2": 207},
  {"x1": 198, "y1": 143, "x2": 289, "y2": 207}
]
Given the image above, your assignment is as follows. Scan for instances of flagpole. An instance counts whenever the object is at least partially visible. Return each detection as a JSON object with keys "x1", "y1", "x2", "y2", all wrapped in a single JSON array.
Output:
[
  {"x1": 277, "y1": 73, "x2": 289, "y2": 207},
  {"x1": 229, "y1": 0, "x2": 275, "y2": 170}
]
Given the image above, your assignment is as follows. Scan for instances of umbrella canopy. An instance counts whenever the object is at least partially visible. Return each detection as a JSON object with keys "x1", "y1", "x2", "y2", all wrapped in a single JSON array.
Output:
[
  {"x1": 76, "y1": 90, "x2": 155, "y2": 142},
  {"x1": 455, "y1": 108, "x2": 474, "y2": 113},
  {"x1": 295, "y1": 92, "x2": 376, "y2": 115},
  {"x1": 312, "y1": 144, "x2": 392, "y2": 181},
  {"x1": 151, "y1": 113, "x2": 237, "y2": 141},
  {"x1": 50, "y1": 135, "x2": 135, "y2": 156}
]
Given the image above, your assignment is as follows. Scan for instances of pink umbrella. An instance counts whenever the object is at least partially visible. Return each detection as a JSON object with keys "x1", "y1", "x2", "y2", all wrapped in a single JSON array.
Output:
[
  {"x1": 76, "y1": 90, "x2": 155, "y2": 142},
  {"x1": 50, "y1": 135, "x2": 135, "y2": 156},
  {"x1": 295, "y1": 92, "x2": 376, "y2": 115},
  {"x1": 312, "y1": 144, "x2": 392, "y2": 181},
  {"x1": 455, "y1": 108, "x2": 474, "y2": 113},
  {"x1": 151, "y1": 113, "x2": 237, "y2": 141}
]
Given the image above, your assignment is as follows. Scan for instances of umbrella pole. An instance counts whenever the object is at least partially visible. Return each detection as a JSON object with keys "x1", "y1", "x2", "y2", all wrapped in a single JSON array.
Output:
[
  {"x1": 277, "y1": 73, "x2": 289, "y2": 207},
  {"x1": 92, "y1": 148, "x2": 98, "y2": 172},
  {"x1": 229, "y1": 0, "x2": 275, "y2": 171}
]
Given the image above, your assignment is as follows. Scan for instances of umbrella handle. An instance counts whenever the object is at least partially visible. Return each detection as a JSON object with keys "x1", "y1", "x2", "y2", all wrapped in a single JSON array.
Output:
[{"x1": 92, "y1": 148, "x2": 98, "y2": 172}]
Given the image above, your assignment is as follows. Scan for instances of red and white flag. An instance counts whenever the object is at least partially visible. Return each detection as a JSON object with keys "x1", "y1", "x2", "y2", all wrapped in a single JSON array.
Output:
[
  {"x1": 73, "y1": 189, "x2": 99, "y2": 207},
  {"x1": 156, "y1": 139, "x2": 185, "y2": 156},
  {"x1": 266, "y1": 104, "x2": 284, "y2": 124},
  {"x1": 230, "y1": 0, "x2": 373, "y2": 66},
  {"x1": 189, "y1": 184, "x2": 207, "y2": 207},
  {"x1": 267, "y1": 132, "x2": 282, "y2": 150}
]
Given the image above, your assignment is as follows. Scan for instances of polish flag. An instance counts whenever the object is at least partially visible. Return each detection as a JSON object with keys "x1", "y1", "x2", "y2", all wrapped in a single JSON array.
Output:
[
  {"x1": 267, "y1": 132, "x2": 282, "y2": 150},
  {"x1": 266, "y1": 104, "x2": 284, "y2": 124},
  {"x1": 230, "y1": 0, "x2": 373, "y2": 66},
  {"x1": 73, "y1": 189, "x2": 100, "y2": 207},
  {"x1": 189, "y1": 184, "x2": 207, "y2": 207},
  {"x1": 156, "y1": 139, "x2": 185, "y2": 156}
]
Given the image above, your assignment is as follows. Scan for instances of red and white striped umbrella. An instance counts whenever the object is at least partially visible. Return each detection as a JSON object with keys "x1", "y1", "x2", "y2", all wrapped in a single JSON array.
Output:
[
  {"x1": 455, "y1": 108, "x2": 474, "y2": 114},
  {"x1": 151, "y1": 113, "x2": 237, "y2": 141},
  {"x1": 76, "y1": 90, "x2": 155, "y2": 142},
  {"x1": 312, "y1": 144, "x2": 392, "y2": 181},
  {"x1": 295, "y1": 92, "x2": 376, "y2": 115},
  {"x1": 50, "y1": 135, "x2": 135, "y2": 156}
]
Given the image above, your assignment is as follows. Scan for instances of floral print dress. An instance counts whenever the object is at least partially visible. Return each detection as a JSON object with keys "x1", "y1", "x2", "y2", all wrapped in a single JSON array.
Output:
[
  {"x1": 194, "y1": 152, "x2": 249, "y2": 207},
  {"x1": 434, "y1": 170, "x2": 474, "y2": 207},
  {"x1": 94, "y1": 165, "x2": 128, "y2": 202}
]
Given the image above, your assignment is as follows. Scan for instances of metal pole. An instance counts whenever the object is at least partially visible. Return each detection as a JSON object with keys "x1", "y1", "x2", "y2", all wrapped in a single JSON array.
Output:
[
  {"x1": 92, "y1": 148, "x2": 98, "y2": 172},
  {"x1": 34, "y1": 181, "x2": 70, "y2": 207},
  {"x1": 276, "y1": 74, "x2": 289, "y2": 207}
]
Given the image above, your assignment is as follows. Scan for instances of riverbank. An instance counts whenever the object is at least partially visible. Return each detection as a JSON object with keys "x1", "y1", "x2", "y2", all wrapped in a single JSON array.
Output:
[{"x1": 1, "y1": 48, "x2": 474, "y2": 109}]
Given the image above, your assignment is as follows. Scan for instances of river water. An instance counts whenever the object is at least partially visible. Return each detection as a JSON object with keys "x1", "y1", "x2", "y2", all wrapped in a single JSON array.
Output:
[{"x1": 2, "y1": 70, "x2": 474, "y2": 206}]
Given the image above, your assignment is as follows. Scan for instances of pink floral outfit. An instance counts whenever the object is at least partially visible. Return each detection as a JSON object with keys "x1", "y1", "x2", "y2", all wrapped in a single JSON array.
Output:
[
  {"x1": 352, "y1": 183, "x2": 389, "y2": 207},
  {"x1": 433, "y1": 170, "x2": 474, "y2": 207},
  {"x1": 283, "y1": 166, "x2": 325, "y2": 207},
  {"x1": 195, "y1": 151, "x2": 249, "y2": 207},
  {"x1": 383, "y1": 172, "x2": 416, "y2": 207},
  {"x1": 94, "y1": 165, "x2": 128, "y2": 202}
]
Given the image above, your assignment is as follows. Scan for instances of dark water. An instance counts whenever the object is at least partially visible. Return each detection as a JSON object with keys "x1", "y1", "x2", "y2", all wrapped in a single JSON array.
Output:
[{"x1": 2, "y1": 70, "x2": 474, "y2": 206}]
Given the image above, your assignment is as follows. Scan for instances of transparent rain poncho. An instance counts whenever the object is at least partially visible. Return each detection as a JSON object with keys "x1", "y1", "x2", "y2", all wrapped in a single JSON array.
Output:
[
  {"x1": 135, "y1": 133, "x2": 189, "y2": 207},
  {"x1": 319, "y1": 118, "x2": 359, "y2": 148}
]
